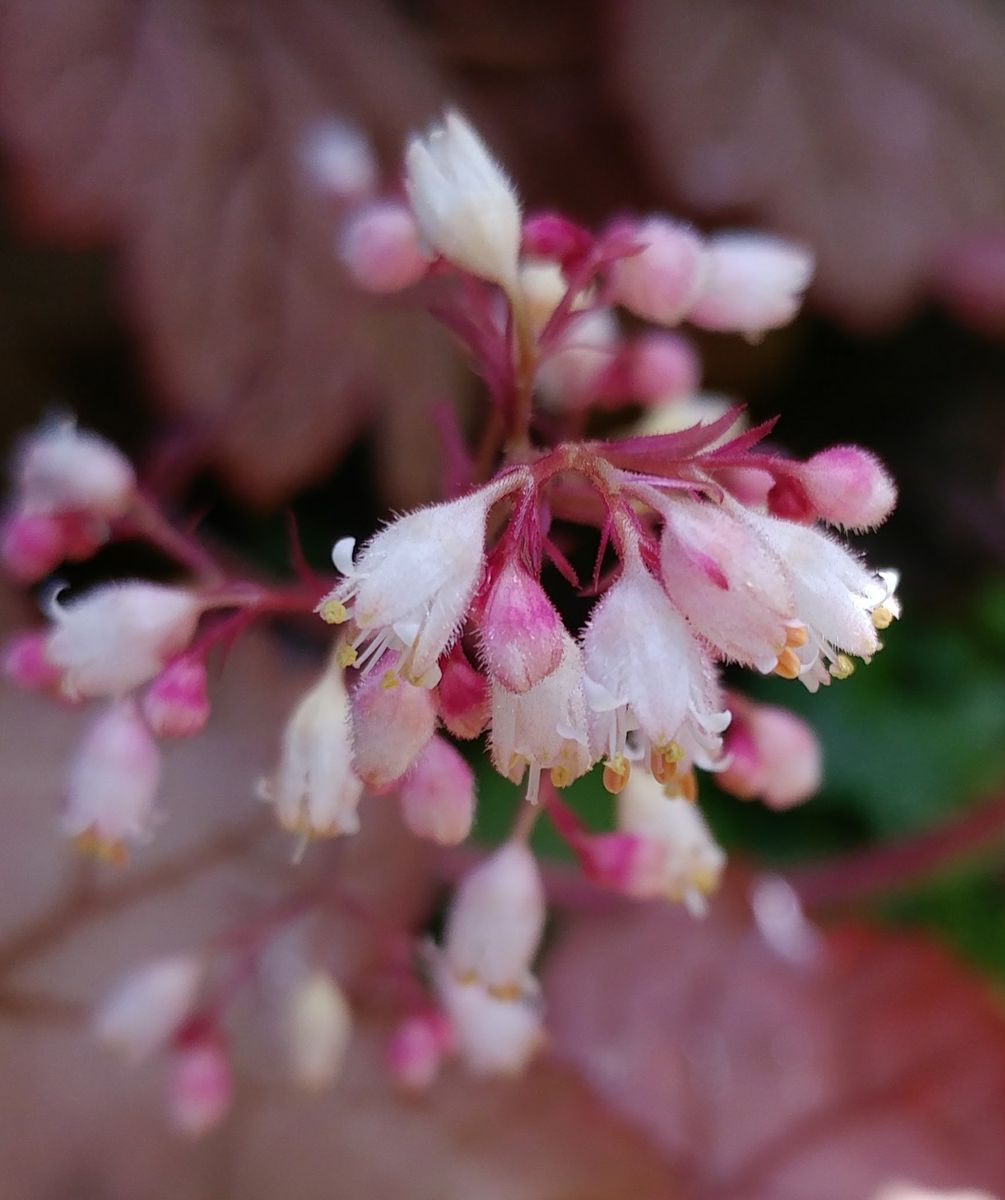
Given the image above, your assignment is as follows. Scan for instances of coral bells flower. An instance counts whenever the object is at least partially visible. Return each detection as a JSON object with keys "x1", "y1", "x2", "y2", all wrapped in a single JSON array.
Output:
[
  {"x1": 719, "y1": 694, "x2": 822, "y2": 810},
  {"x1": 339, "y1": 200, "x2": 428, "y2": 294},
  {"x1": 45, "y1": 582, "x2": 201, "y2": 700},
  {"x1": 582, "y1": 556, "x2": 730, "y2": 786},
  {"x1": 796, "y1": 445, "x2": 898, "y2": 531},
  {"x1": 262, "y1": 664, "x2": 363, "y2": 839},
  {"x1": 93, "y1": 954, "x2": 203, "y2": 1064},
  {"x1": 435, "y1": 642, "x2": 489, "y2": 739},
  {"x1": 63, "y1": 699, "x2": 162, "y2": 861},
  {"x1": 167, "y1": 1037, "x2": 232, "y2": 1138},
  {"x1": 398, "y1": 735, "x2": 475, "y2": 846},
  {"x1": 435, "y1": 969, "x2": 544, "y2": 1077},
  {"x1": 0, "y1": 511, "x2": 65, "y2": 582},
  {"x1": 286, "y1": 971, "x2": 353, "y2": 1092},
  {"x1": 489, "y1": 632, "x2": 593, "y2": 803},
  {"x1": 317, "y1": 480, "x2": 515, "y2": 688},
  {"x1": 350, "y1": 652, "x2": 438, "y2": 791},
  {"x1": 616, "y1": 772, "x2": 726, "y2": 915},
  {"x1": 608, "y1": 216, "x2": 707, "y2": 326},
  {"x1": 405, "y1": 110, "x2": 521, "y2": 289},
  {"x1": 445, "y1": 840, "x2": 545, "y2": 996},
  {"x1": 15, "y1": 419, "x2": 136, "y2": 520},
  {"x1": 386, "y1": 1012, "x2": 454, "y2": 1092},
  {"x1": 478, "y1": 559, "x2": 564, "y2": 693},
  {"x1": 142, "y1": 657, "x2": 210, "y2": 738}
]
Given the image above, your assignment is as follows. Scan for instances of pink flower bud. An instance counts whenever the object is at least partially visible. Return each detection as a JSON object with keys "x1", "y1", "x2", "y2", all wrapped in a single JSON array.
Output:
[
  {"x1": 796, "y1": 446, "x2": 897, "y2": 531},
  {"x1": 386, "y1": 1012, "x2": 453, "y2": 1091},
  {"x1": 687, "y1": 232, "x2": 814, "y2": 336},
  {"x1": 303, "y1": 118, "x2": 378, "y2": 201},
  {"x1": 56, "y1": 510, "x2": 104, "y2": 560},
  {"x1": 0, "y1": 511, "x2": 64, "y2": 582},
  {"x1": 537, "y1": 309, "x2": 620, "y2": 410},
  {"x1": 45, "y1": 582, "x2": 201, "y2": 700},
  {"x1": 436, "y1": 644, "x2": 489, "y2": 739},
  {"x1": 629, "y1": 331, "x2": 700, "y2": 401},
  {"x1": 399, "y1": 735, "x2": 475, "y2": 846},
  {"x1": 574, "y1": 831, "x2": 669, "y2": 899},
  {"x1": 521, "y1": 211, "x2": 593, "y2": 273},
  {"x1": 350, "y1": 653, "x2": 437, "y2": 790},
  {"x1": 339, "y1": 200, "x2": 429, "y2": 293},
  {"x1": 63, "y1": 699, "x2": 162, "y2": 860},
  {"x1": 478, "y1": 561, "x2": 564, "y2": 693},
  {"x1": 445, "y1": 840, "x2": 545, "y2": 995},
  {"x1": 609, "y1": 217, "x2": 707, "y2": 326},
  {"x1": 142, "y1": 657, "x2": 210, "y2": 738},
  {"x1": 167, "y1": 1038, "x2": 232, "y2": 1138},
  {"x1": 93, "y1": 954, "x2": 203, "y2": 1064},
  {"x1": 16, "y1": 420, "x2": 135, "y2": 520},
  {"x1": 720, "y1": 694, "x2": 822, "y2": 810},
  {"x1": 2, "y1": 630, "x2": 62, "y2": 692}
]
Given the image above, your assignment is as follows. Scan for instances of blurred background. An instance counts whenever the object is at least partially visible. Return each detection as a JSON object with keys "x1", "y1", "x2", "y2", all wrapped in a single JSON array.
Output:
[{"x1": 2, "y1": 1, "x2": 1005, "y2": 1197}]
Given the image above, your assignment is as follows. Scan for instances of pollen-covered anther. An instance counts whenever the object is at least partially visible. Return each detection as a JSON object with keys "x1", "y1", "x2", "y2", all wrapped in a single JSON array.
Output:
[
  {"x1": 649, "y1": 741, "x2": 683, "y2": 785},
  {"x1": 830, "y1": 654, "x2": 856, "y2": 680},
  {"x1": 602, "y1": 754, "x2": 631, "y2": 795},
  {"x1": 785, "y1": 624, "x2": 808, "y2": 648},
  {"x1": 335, "y1": 641, "x2": 357, "y2": 668},
  {"x1": 773, "y1": 647, "x2": 802, "y2": 680},
  {"x1": 672, "y1": 768, "x2": 698, "y2": 804},
  {"x1": 872, "y1": 605, "x2": 895, "y2": 630},
  {"x1": 319, "y1": 598, "x2": 348, "y2": 625},
  {"x1": 73, "y1": 828, "x2": 129, "y2": 866}
]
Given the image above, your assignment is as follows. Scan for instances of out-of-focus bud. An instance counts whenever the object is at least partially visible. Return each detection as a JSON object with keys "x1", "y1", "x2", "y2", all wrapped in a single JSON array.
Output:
[
  {"x1": 478, "y1": 560, "x2": 564, "y2": 693},
  {"x1": 63, "y1": 699, "x2": 162, "y2": 861},
  {"x1": 629, "y1": 331, "x2": 700, "y2": 402},
  {"x1": 386, "y1": 1011, "x2": 453, "y2": 1092},
  {"x1": 517, "y1": 258, "x2": 569, "y2": 332},
  {"x1": 0, "y1": 511, "x2": 64, "y2": 582},
  {"x1": 436, "y1": 972, "x2": 544, "y2": 1076},
  {"x1": 167, "y1": 1038, "x2": 232, "y2": 1138},
  {"x1": 873, "y1": 1185, "x2": 1000, "y2": 1200},
  {"x1": 264, "y1": 664, "x2": 363, "y2": 839},
  {"x1": 572, "y1": 831, "x2": 670, "y2": 899},
  {"x1": 521, "y1": 211, "x2": 594, "y2": 274},
  {"x1": 436, "y1": 643, "x2": 489, "y2": 739},
  {"x1": 719, "y1": 694, "x2": 822, "y2": 810},
  {"x1": 405, "y1": 110, "x2": 521, "y2": 289},
  {"x1": 45, "y1": 582, "x2": 201, "y2": 700},
  {"x1": 286, "y1": 971, "x2": 353, "y2": 1091},
  {"x1": 609, "y1": 217, "x2": 707, "y2": 326},
  {"x1": 339, "y1": 200, "x2": 429, "y2": 294},
  {"x1": 303, "y1": 118, "x2": 378, "y2": 201},
  {"x1": 16, "y1": 421, "x2": 136, "y2": 520},
  {"x1": 142, "y1": 657, "x2": 210, "y2": 738},
  {"x1": 350, "y1": 653, "x2": 438, "y2": 790},
  {"x1": 2, "y1": 630, "x2": 62, "y2": 693},
  {"x1": 796, "y1": 445, "x2": 897, "y2": 531},
  {"x1": 687, "y1": 232, "x2": 814, "y2": 337},
  {"x1": 398, "y1": 735, "x2": 475, "y2": 846},
  {"x1": 445, "y1": 840, "x2": 545, "y2": 996},
  {"x1": 536, "y1": 309, "x2": 619, "y2": 410},
  {"x1": 93, "y1": 954, "x2": 203, "y2": 1064}
]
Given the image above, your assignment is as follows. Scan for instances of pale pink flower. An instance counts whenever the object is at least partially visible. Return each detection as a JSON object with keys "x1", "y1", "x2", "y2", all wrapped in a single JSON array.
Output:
[
  {"x1": 435, "y1": 970, "x2": 544, "y2": 1077},
  {"x1": 63, "y1": 700, "x2": 162, "y2": 859},
  {"x1": 386, "y1": 1012, "x2": 453, "y2": 1092},
  {"x1": 350, "y1": 653, "x2": 437, "y2": 790},
  {"x1": 405, "y1": 111, "x2": 521, "y2": 289},
  {"x1": 629, "y1": 330, "x2": 701, "y2": 402},
  {"x1": 303, "y1": 118, "x2": 377, "y2": 201},
  {"x1": 609, "y1": 216, "x2": 707, "y2": 326},
  {"x1": 263, "y1": 664, "x2": 363, "y2": 838},
  {"x1": 489, "y1": 631, "x2": 594, "y2": 803},
  {"x1": 398, "y1": 735, "x2": 475, "y2": 846},
  {"x1": 0, "y1": 510, "x2": 64, "y2": 582},
  {"x1": 435, "y1": 644, "x2": 489, "y2": 739},
  {"x1": 2, "y1": 630, "x2": 61, "y2": 693},
  {"x1": 16, "y1": 419, "x2": 136, "y2": 520},
  {"x1": 478, "y1": 559, "x2": 564, "y2": 693},
  {"x1": 339, "y1": 200, "x2": 428, "y2": 294},
  {"x1": 720, "y1": 694, "x2": 822, "y2": 810},
  {"x1": 796, "y1": 444, "x2": 898, "y2": 531},
  {"x1": 687, "y1": 232, "x2": 814, "y2": 336},
  {"x1": 444, "y1": 840, "x2": 545, "y2": 995},
  {"x1": 93, "y1": 954, "x2": 202, "y2": 1064},
  {"x1": 167, "y1": 1039, "x2": 232, "y2": 1138},
  {"x1": 45, "y1": 582, "x2": 201, "y2": 700},
  {"x1": 536, "y1": 308, "x2": 619, "y2": 410},
  {"x1": 142, "y1": 657, "x2": 210, "y2": 738}
]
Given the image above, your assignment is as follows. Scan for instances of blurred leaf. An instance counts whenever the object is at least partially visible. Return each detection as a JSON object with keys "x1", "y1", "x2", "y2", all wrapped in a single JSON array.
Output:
[
  {"x1": 614, "y1": 0, "x2": 1005, "y2": 328},
  {"x1": 545, "y1": 875, "x2": 1005, "y2": 1199}
]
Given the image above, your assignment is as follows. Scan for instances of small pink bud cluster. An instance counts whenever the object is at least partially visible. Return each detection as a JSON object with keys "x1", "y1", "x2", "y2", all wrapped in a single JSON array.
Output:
[{"x1": 1, "y1": 420, "x2": 136, "y2": 582}]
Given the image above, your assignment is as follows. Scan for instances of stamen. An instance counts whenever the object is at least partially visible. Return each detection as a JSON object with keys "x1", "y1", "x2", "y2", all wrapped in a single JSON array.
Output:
[
  {"x1": 602, "y1": 754, "x2": 631, "y2": 795},
  {"x1": 73, "y1": 828, "x2": 127, "y2": 866},
  {"x1": 871, "y1": 605, "x2": 893, "y2": 630},
  {"x1": 829, "y1": 653, "x2": 855, "y2": 680},
  {"x1": 773, "y1": 647, "x2": 801, "y2": 679},
  {"x1": 785, "y1": 625, "x2": 808, "y2": 648},
  {"x1": 318, "y1": 597, "x2": 348, "y2": 624},
  {"x1": 335, "y1": 641, "x2": 357, "y2": 669}
]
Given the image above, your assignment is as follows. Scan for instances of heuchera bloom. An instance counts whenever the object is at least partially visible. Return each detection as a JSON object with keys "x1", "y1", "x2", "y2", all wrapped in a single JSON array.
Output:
[
  {"x1": 434, "y1": 968, "x2": 544, "y2": 1077},
  {"x1": 286, "y1": 971, "x2": 353, "y2": 1091},
  {"x1": 15, "y1": 419, "x2": 136, "y2": 520},
  {"x1": 398, "y1": 735, "x2": 476, "y2": 846},
  {"x1": 350, "y1": 652, "x2": 438, "y2": 790},
  {"x1": 93, "y1": 954, "x2": 203, "y2": 1064}
]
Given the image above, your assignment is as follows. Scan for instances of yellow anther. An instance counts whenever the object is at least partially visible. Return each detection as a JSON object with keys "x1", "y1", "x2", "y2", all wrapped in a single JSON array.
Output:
[
  {"x1": 488, "y1": 982, "x2": 522, "y2": 1002},
  {"x1": 688, "y1": 863, "x2": 720, "y2": 894},
  {"x1": 602, "y1": 755, "x2": 631, "y2": 795},
  {"x1": 380, "y1": 669, "x2": 399, "y2": 690},
  {"x1": 318, "y1": 597, "x2": 348, "y2": 625},
  {"x1": 335, "y1": 642, "x2": 357, "y2": 669},
  {"x1": 829, "y1": 654, "x2": 855, "y2": 680},
  {"x1": 773, "y1": 647, "x2": 801, "y2": 680},
  {"x1": 871, "y1": 605, "x2": 893, "y2": 630},
  {"x1": 73, "y1": 829, "x2": 127, "y2": 866},
  {"x1": 456, "y1": 969, "x2": 478, "y2": 986},
  {"x1": 785, "y1": 625, "x2": 808, "y2": 648},
  {"x1": 550, "y1": 764, "x2": 574, "y2": 788},
  {"x1": 671, "y1": 769, "x2": 698, "y2": 804}
]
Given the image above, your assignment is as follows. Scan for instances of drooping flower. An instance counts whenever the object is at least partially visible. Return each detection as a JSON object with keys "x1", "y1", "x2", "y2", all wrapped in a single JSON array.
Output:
[
  {"x1": 63, "y1": 699, "x2": 162, "y2": 860},
  {"x1": 434, "y1": 968, "x2": 544, "y2": 1077},
  {"x1": 489, "y1": 631, "x2": 594, "y2": 803},
  {"x1": 262, "y1": 663, "x2": 363, "y2": 839},
  {"x1": 93, "y1": 954, "x2": 203, "y2": 1064},
  {"x1": 398, "y1": 735, "x2": 476, "y2": 846},
  {"x1": 142, "y1": 656, "x2": 211, "y2": 738},
  {"x1": 405, "y1": 110, "x2": 522, "y2": 289},
  {"x1": 286, "y1": 970, "x2": 353, "y2": 1092},
  {"x1": 167, "y1": 1037, "x2": 232, "y2": 1138},
  {"x1": 477, "y1": 558, "x2": 565, "y2": 693},
  {"x1": 719, "y1": 693, "x2": 822, "y2": 810},
  {"x1": 444, "y1": 840, "x2": 545, "y2": 996},
  {"x1": 317, "y1": 480, "x2": 516, "y2": 688},
  {"x1": 15, "y1": 419, "x2": 136, "y2": 520},
  {"x1": 608, "y1": 216, "x2": 708, "y2": 326},
  {"x1": 350, "y1": 652, "x2": 438, "y2": 791},
  {"x1": 581, "y1": 556, "x2": 730, "y2": 787},
  {"x1": 45, "y1": 582, "x2": 201, "y2": 700}
]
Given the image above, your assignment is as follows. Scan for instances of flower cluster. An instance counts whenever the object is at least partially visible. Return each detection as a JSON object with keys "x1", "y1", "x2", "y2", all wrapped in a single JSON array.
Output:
[{"x1": 2, "y1": 110, "x2": 899, "y2": 1112}]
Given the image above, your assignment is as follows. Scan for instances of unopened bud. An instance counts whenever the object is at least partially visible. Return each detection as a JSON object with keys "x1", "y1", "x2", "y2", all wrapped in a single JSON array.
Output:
[
  {"x1": 386, "y1": 1012, "x2": 453, "y2": 1091},
  {"x1": 797, "y1": 446, "x2": 897, "y2": 531},
  {"x1": 609, "y1": 217, "x2": 707, "y2": 326},
  {"x1": 167, "y1": 1038, "x2": 231, "y2": 1138},
  {"x1": 479, "y1": 561, "x2": 564, "y2": 693},
  {"x1": 436, "y1": 644, "x2": 489, "y2": 739},
  {"x1": 629, "y1": 331, "x2": 700, "y2": 401},
  {"x1": 350, "y1": 653, "x2": 437, "y2": 790},
  {"x1": 2, "y1": 630, "x2": 61, "y2": 692},
  {"x1": 16, "y1": 421, "x2": 135, "y2": 520},
  {"x1": 720, "y1": 695, "x2": 821, "y2": 810},
  {"x1": 142, "y1": 657, "x2": 210, "y2": 738},
  {"x1": 0, "y1": 511, "x2": 64, "y2": 582},
  {"x1": 287, "y1": 971, "x2": 352, "y2": 1091},
  {"x1": 93, "y1": 954, "x2": 202, "y2": 1064},
  {"x1": 303, "y1": 118, "x2": 378, "y2": 201},
  {"x1": 340, "y1": 200, "x2": 428, "y2": 293},
  {"x1": 399, "y1": 735, "x2": 475, "y2": 846}
]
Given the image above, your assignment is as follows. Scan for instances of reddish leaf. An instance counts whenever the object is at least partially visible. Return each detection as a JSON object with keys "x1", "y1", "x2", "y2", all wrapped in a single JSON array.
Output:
[
  {"x1": 545, "y1": 876, "x2": 1005, "y2": 1200},
  {"x1": 612, "y1": 0, "x2": 1005, "y2": 329}
]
